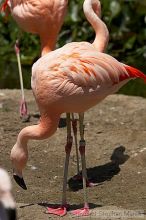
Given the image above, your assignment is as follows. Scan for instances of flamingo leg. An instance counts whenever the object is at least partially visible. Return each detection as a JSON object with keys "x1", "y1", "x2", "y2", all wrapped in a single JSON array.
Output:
[
  {"x1": 15, "y1": 40, "x2": 29, "y2": 121},
  {"x1": 71, "y1": 113, "x2": 80, "y2": 175},
  {"x1": 62, "y1": 113, "x2": 72, "y2": 206},
  {"x1": 72, "y1": 113, "x2": 98, "y2": 187},
  {"x1": 72, "y1": 113, "x2": 90, "y2": 216},
  {"x1": 47, "y1": 113, "x2": 72, "y2": 216}
]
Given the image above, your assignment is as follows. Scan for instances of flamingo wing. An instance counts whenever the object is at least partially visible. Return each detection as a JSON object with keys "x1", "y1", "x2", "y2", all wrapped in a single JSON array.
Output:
[{"x1": 32, "y1": 43, "x2": 146, "y2": 109}]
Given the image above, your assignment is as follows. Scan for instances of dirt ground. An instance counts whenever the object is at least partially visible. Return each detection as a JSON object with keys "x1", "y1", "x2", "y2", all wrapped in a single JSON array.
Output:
[{"x1": 0, "y1": 89, "x2": 146, "y2": 220}]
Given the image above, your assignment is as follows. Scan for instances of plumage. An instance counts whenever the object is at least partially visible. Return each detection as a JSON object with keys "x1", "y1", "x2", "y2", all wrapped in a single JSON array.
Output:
[
  {"x1": 9, "y1": 0, "x2": 68, "y2": 55},
  {"x1": 32, "y1": 41, "x2": 146, "y2": 113}
]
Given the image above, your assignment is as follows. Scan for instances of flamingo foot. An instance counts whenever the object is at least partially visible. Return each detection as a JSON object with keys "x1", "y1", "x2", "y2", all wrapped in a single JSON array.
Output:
[
  {"x1": 19, "y1": 99, "x2": 30, "y2": 122},
  {"x1": 73, "y1": 174, "x2": 97, "y2": 187},
  {"x1": 86, "y1": 180, "x2": 99, "y2": 187},
  {"x1": 20, "y1": 99, "x2": 27, "y2": 116},
  {"x1": 46, "y1": 205, "x2": 68, "y2": 217},
  {"x1": 71, "y1": 205, "x2": 90, "y2": 216},
  {"x1": 13, "y1": 174, "x2": 27, "y2": 190}
]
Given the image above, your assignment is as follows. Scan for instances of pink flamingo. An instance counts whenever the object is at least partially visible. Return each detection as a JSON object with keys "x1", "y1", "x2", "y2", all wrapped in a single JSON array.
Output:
[
  {"x1": 1, "y1": 0, "x2": 68, "y2": 118},
  {"x1": 2, "y1": 0, "x2": 105, "y2": 177},
  {"x1": 4, "y1": 0, "x2": 84, "y2": 175},
  {"x1": 8, "y1": 0, "x2": 68, "y2": 56},
  {"x1": 7, "y1": 0, "x2": 108, "y2": 187},
  {"x1": 10, "y1": 0, "x2": 146, "y2": 217}
]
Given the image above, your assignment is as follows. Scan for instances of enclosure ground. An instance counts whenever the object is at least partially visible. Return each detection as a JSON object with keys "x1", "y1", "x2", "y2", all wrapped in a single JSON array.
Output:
[{"x1": 0, "y1": 90, "x2": 146, "y2": 220}]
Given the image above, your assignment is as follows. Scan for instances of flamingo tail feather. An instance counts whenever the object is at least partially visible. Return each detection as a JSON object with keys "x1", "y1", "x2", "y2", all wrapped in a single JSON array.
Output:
[{"x1": 124, "y1": 65, "x2": 146, "y2": 83}]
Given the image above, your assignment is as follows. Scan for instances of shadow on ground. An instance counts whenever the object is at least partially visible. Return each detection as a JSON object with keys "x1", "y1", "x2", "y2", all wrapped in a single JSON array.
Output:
[
  {"x1": 68, "y1": 146, "x2": 129, "y2": 191},
  {"x1": 19, "y1": 202, "x2": 101, "y2": 212}
]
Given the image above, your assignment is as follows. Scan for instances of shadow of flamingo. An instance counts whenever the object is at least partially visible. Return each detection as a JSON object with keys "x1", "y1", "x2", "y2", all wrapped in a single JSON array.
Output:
[
  {"x1": 38, "y1": 202, "x2": 101, "y2": 212},
  {"x1": 68, "y1": 146, "x2": 129, "y2": 191}
]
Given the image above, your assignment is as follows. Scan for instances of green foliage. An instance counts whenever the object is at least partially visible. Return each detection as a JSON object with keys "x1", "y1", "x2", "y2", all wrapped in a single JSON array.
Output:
[{"x1": 0, "y1": 0, "x2": 146, "y2": 96}]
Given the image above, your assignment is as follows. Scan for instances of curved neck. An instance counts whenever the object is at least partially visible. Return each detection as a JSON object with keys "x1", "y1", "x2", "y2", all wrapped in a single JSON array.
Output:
[
  {"x1": 17, "y1": 113, "x2": 60, "y2": 145},
  {"x1": 11, "y1": 114, "x2": 60, "y2": 175},
  {"x1": 83, "y1": 0, "x2": 109, "y2": 52},
  {"x1": 40, "y1": 32, "x2": 58, "y2": 56}
]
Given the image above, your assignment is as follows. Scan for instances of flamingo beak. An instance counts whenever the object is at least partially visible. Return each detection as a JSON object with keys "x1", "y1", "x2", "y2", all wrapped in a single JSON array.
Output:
[{"x1": 13, "y1": 174, "x2": 27, "y2": 190}]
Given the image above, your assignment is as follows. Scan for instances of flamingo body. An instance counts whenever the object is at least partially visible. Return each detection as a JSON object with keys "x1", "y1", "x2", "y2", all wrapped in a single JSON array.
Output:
[
  {"x1": 10, "y1": 0, "x2": 67, "y2": 33},
  {"x1": 32, "y1": 41, "x2": 145, "y2": 114},
  {"x1": 9, "y1": 0, "x2": 68, "y2": 54}
]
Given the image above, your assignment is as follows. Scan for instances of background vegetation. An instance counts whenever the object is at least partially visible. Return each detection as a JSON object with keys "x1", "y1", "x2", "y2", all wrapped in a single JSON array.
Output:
[{"x1": 0, "y1": 0, "x2": 146, "y2": 96}]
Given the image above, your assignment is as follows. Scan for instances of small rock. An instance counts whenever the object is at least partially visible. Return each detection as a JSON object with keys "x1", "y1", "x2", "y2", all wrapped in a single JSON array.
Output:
[
  {"x1": 110, "y1": 107, "x2": 116, "y2": 110},
  {"x1": 133, "y1": 153, "x2": 138, "y2": 157},
  {"x1": 99, "y1": 110, "x2": 103, "y2": 115},
  {"x1": 31, "y1": 166, "x2": 37, "y2": 170},
  {"x1": 139, "y1": 147, "x2": 146, "y2": 153}
]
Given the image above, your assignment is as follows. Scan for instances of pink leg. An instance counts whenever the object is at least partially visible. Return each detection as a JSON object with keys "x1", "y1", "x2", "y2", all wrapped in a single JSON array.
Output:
[
  {"x1": 20, "y1": 99, "x2": 27, "y2": 117},
  {"x1": 72, "y1": 114, "x2": 97, "y2": 187},
  {"x1": 15, "y1": 40, "x2": 29, "y2": 120},
  {"x1": 71, "y1": 114, "x2": 80, "y2": 174},
  {"x1": 71, "y1": 140, "x2": 90, "y2": 216},
  {"x1": 46, "y1": 113, "x2": 72, "y2": 217},
  {"x1": 71, "y1": 113, "x2": 90, "y2": 216}
]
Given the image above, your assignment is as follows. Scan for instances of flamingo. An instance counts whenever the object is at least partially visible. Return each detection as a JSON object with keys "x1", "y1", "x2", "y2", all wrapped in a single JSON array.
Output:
[
  {"x1": 0, "y1": 168, "x2": 16, "y2": 220},
  {"x1": 0, "y1": 1, "x2": 29, "y2": 119},
  {"x1": 8, "y1": 0, "x2": 68, "y2": 56},
  {"x1": 1, "y1": 0, "x2": 68, "y2": 118},
  {"x1": 10, "y1": 0, "x2": 146, "y2": 217},
  {"x1": 3, "y1": 0, "x2": 89, "y2": 178},
  {"x1": 2, "y1": 0, "x2": 109, "y2": 178},
  {"x1": 6, "y1": 0, "x2": 108, "y2": 188}
]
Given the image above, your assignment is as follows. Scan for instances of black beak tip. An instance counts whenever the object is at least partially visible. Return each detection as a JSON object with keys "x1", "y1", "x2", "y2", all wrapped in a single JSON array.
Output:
[{"x1": 13, "y1": 174, "x2": 27, "y2": 190}]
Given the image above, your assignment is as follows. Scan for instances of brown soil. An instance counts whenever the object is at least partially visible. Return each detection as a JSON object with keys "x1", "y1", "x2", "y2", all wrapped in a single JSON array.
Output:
[{"x1": 0, "y1": 89, "x2": 146, "y2": 220}]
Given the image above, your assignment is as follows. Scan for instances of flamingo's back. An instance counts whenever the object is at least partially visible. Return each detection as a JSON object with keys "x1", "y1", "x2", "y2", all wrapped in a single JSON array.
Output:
[
  {"x1": 10, "y1": 0, "x2": 68, "y2": 34},
  {"x1": 32, "y1": 42, "x2": 146, "y2": 113}
]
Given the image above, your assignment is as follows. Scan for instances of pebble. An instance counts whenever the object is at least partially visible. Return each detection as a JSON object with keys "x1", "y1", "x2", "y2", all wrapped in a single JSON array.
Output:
[
  {"x1": 133, "y1": 153, "x2": 138, "y2": 157},
  {"x1": 139, "y1": 147, "x2": 146, "y2": 153},
  {"x1": 31, "y1": 166, "x2": 37, "y2": 170},
  {"x1": 110, "y1": 107, "x2": 116, "y2": 111},
  {"x1": 99, "y1": 110, "x2": 103, "y2": 115}
]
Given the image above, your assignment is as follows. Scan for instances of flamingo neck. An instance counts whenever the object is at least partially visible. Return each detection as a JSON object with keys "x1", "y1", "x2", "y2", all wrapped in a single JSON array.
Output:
[
  {"x1": 40, "y1": 33, "x2": 58, "y2": 56},
  {"x1": 83, "y1": 0, "x2": 109, "y2": 52},
  {"x1": 11, "y1": 114, "x2": 60, "y2": 175},
  {"x1": 17, "y1": 124, "x2": 47, "y2": 144},
  {"x1": 11, "y1": 124, "x2": 46, "y2": 175}
]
